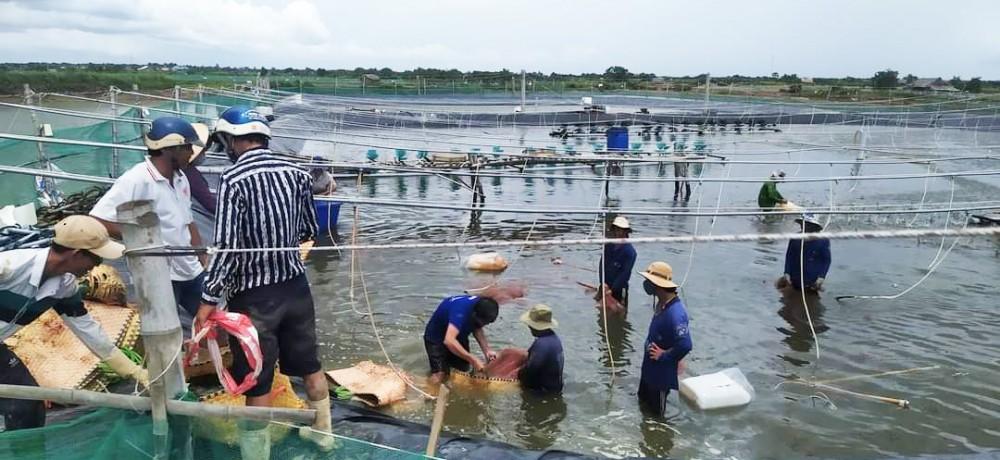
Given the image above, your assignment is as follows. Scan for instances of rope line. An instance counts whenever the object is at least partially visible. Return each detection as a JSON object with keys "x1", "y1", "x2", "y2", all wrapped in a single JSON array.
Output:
[{"x1": 156, "y1": 227, "x2": 1000, "y2": 256}]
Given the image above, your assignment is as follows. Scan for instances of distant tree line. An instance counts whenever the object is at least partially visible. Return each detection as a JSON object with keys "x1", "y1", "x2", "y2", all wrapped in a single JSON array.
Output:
[{"x1": 0, "y1": 62, "x2": 996, "y2": 95}]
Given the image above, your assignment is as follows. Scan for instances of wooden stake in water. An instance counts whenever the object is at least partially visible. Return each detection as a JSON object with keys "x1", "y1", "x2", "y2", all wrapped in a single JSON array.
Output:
[{"x1": 425, "y1": 384, "x2": 450, "y2": 457}]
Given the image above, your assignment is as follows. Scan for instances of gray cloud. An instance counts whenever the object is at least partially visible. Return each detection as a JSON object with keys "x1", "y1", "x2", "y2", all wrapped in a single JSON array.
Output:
[{"x1": 1, "y1": 0, "x2": 997, "y2": 78}]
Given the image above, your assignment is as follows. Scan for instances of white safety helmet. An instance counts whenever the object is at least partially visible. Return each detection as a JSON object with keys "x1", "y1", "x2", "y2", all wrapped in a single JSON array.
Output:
[{"x1": 213, "y1": 106, "x2": 271, "y2": 138}]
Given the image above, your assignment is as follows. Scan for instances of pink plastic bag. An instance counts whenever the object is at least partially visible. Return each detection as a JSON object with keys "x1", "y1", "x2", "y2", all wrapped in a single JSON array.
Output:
[{"x1": 185, "y1": 310, "x2": 263, "y2": 395}]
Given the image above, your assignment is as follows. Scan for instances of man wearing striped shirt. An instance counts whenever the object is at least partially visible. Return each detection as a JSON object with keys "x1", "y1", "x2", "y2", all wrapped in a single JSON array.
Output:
[{"x1": 194, "y1": 107, "x2": 331, "y2": 456}]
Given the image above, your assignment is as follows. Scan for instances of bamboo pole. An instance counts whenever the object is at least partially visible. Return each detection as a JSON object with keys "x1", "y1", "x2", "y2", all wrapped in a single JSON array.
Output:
[
  {"x1": 0, "y1": 384, "x2": 316, "y2": 425},
  {"x1": 425, "y1": 384, "x2": 450, "y2": 457}
]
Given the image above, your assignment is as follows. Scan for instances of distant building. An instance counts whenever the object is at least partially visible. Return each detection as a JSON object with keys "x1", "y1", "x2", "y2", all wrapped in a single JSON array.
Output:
[
  {"x1": 909, "y1": 78, "x2": 959, "y2": 92},
  {"x1": 800, "y1": 77, "x2": 814, "y2": 84}
]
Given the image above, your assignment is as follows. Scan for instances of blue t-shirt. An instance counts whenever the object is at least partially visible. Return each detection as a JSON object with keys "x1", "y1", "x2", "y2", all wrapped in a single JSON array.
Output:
[
  {"x1": 518, "y1": 331, "x2": 564, "y2": 393},
  {"x1": 640, "y1": 297, "x2": 692, "y2": 391},
  {"x1": 424, "y1": 295, "x2": 479, "y2": 344},
  {"x1": 784, "y1": 239, "x2": 832, "y2": 287},
  {"x1": 600, "y1": 243, "x2": 637, "y2": 298}
]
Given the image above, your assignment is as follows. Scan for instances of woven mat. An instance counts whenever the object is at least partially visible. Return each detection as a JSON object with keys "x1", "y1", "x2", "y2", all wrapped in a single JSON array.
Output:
[
  {"x1": 2, "y1": 301, "x2": 140, "y2": 390},
  {"x1": 325, "y1": 360, "x2": 409, "y2": 407}
]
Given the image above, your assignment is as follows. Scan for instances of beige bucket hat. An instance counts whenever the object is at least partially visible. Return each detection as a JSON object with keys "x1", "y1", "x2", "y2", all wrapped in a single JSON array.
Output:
[
  {"x1": 638, "y1": 261, "x2": 678, "y2": 288},
  {"x1": 53, "y1": 215, "x2": 124, "y2": 259},
  {"x1": 520, "y1": 304, "x2": 558, "y2": 330}
]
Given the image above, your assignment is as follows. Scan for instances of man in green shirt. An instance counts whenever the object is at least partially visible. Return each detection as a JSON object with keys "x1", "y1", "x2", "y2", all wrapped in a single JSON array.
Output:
[{"x1": 758, "y1": 170, "x2": 787, "y2": 210}]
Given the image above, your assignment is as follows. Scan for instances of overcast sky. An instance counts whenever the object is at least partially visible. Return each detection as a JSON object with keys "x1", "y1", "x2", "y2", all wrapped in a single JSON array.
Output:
[{"x1": 1, "y1": 0, "x2": 998, "y2": 79}]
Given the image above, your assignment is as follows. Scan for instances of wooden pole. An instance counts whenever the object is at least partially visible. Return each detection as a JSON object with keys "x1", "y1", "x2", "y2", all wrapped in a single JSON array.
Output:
[
  {"x1": 425, "y1": 384, "x2": 450, "y2": 457},
  {"x1": 0, "y1": 384, "x2": 316, "y2": 425},
  {"x1": 117, "y1": 200, "x2": 187, "y2": 453}
]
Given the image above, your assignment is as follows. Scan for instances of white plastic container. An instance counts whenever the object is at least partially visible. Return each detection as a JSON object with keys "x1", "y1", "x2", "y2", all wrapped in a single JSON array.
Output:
[{"x1": 679, "y1": 367, "x2": 755, "y2": 410}]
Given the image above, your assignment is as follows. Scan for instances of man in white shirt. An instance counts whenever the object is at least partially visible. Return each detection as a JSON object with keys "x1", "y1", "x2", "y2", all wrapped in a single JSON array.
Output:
[
  {"x1": 0, "y1": 215, "x2": 148, "y2": 430},
  {"x1": 91, "y1": 117, "x2": 207, "y2": 336}
]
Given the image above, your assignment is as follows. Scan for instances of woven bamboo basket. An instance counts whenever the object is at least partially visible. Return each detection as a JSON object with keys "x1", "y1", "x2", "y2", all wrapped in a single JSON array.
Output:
[{"x1": 192, "y1": 372, "x2": 306, "y2": 445}]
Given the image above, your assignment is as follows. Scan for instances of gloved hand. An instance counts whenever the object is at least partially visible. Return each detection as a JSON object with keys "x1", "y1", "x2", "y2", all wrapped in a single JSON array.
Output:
[{"x1": 104, "y1": 348, "x2": 149, "y2": 387}]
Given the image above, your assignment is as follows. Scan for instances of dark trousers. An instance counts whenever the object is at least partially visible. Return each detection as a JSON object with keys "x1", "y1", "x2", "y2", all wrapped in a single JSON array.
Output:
[
  {"x1": 228, "y1": 274, "x2": 321, "y2": 398},
  {"x1": 172, "y1": 272, "x2": 205, "y2": 317},
  {"x1": 638, "y1": 379, "x2": 671, "y2": 418},
  {"x1": 674, "y1": 181, "x2": 691, "y2": 200},
  {"x1": 172, "y1": 272, "x2": 205, "y2": 339},
  {"x1": 0, "y1": 344, "x2": 45, "y2": 431}
]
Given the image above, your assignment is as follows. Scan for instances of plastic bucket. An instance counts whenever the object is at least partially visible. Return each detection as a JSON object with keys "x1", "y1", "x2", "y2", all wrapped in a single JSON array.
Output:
[
  {"x1": 314, "y1": 200, "x2": 342, "y2": 234},
  {"x1": 606, "y1": 127, "x2": 629, "y2": 152}
]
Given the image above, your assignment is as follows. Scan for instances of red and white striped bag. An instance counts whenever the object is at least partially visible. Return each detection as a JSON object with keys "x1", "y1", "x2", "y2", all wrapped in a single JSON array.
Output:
[{"x1": 185, "y1": 310, "x2": 263, "y2": 395}]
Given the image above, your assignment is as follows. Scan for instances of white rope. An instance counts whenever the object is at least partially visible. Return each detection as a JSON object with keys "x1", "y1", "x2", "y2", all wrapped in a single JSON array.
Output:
[
  {"x1": 927, "y1": 178, "x2": 957, "y2": 268},
  {"x1": 678, "y1": 161, "x2": 717, "y2": 287},
  {"x1": 269, "y1": 420, "x2": 442, "y2": 457},
  {"x1": 908, "y1": 163, "x2": 936, "y2": 227},
  {"x1": 837, "y1": 204, "x2": 969, "y2": 302},
  {"x1": 355, "y1": 245, "x2": 436, "y2": 400},
  {"x1": 196, "y1": 227, "x2": 1000, "y2": 254},
  {"x1": 324, "y1": 194, "x2": 999, "y2": 217},
  {"x1": 599, "y1": 202, "x2": 616, "y2": 380},
  {"x1": 348, "y1": 172, "x2": 367, "y2": 316},
  {"x1": 798, "y1": 223, "x2": 820, "y2": 363}
]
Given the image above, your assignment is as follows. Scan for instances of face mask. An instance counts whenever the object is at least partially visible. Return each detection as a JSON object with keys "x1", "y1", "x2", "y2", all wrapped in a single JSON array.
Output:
[
  {"x1": 216, "y1": 134, "x2": 238, "y2": 163},
  {"x1": 643, "y1": 279, "x2": 656, "y2": 295}
]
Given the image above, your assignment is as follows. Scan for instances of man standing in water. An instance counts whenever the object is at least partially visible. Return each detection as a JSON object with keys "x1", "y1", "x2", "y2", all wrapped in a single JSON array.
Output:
[
  {"x1": 423, "y1": 294, "x2": 500, "y2": 384},
  {"x1": 637, "y1": 261, "x2": 692, "y2": 417},
  {"x1": 780, "y1": 213, "x2": 831, "y2": 292},
  {"x1": 194, "y1": 106, "x2": 332, "y2": 457},
  {"x1": 597, "y1": 216, "x2": 636, "y2": 311},
  {"x1": 758, "y1": 170, "x2": 787, "y2": 210},
  {"x1": 517, "y1": 304, "x2": 564, "y2": 393},
  {"x1": 673, "y1": 152, "x2": 691, "y2": 201}
]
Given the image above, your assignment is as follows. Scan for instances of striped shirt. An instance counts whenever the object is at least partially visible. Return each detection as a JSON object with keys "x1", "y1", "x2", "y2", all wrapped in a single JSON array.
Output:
[{"x1": 201, "y1": 148, "x2": 318, "y2": 305}]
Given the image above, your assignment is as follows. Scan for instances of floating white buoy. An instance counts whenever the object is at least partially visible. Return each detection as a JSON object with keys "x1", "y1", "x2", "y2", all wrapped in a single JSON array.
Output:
[
  {"x1": 465, "y1": 252, "x2": 509, "y2": 272},
  {"x1": 680, "y1": 367, "x2": 755, "y2": 410}
]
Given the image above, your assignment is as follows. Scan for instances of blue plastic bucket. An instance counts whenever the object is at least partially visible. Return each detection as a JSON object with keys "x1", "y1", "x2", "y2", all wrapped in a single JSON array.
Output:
[
  {"x1": 606, "y1": 127, "x2": 629, "y2": 152},
  {"x1": 314, "y1": 200, "x2": 342, "y2": 234}
]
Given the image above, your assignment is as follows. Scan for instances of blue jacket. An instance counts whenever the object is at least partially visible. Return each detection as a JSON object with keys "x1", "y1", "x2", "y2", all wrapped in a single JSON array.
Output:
[
  {"x1": 784, "y1": 239, "x2": 831, "y2": 288},
  {"x1": 518, "y1": 331, "x2": 564, "y2": 393},
  {"x1": 600, "y1": 243, "x2": 637, "y2": 299},
  {"x1": 424, "y1": 295, "x2": 479, "y2": 344},
  {"x1": 640, "y1": 297, "x2": 692, "y2": 391}
]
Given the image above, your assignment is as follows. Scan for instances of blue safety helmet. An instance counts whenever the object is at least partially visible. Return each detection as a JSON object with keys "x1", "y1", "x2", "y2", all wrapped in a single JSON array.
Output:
[
  {"x1": 214, "y1": 106, "x2": 271, "y2": 138},
  {"x1": 144, "y1": 117, "x2": 205, "y2": 151}
]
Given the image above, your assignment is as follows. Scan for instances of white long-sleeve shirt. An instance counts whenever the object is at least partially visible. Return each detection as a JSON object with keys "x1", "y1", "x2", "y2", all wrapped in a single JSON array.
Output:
[{"x1": 0, "y1": 248, "x2": 115, "y2": 359}]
